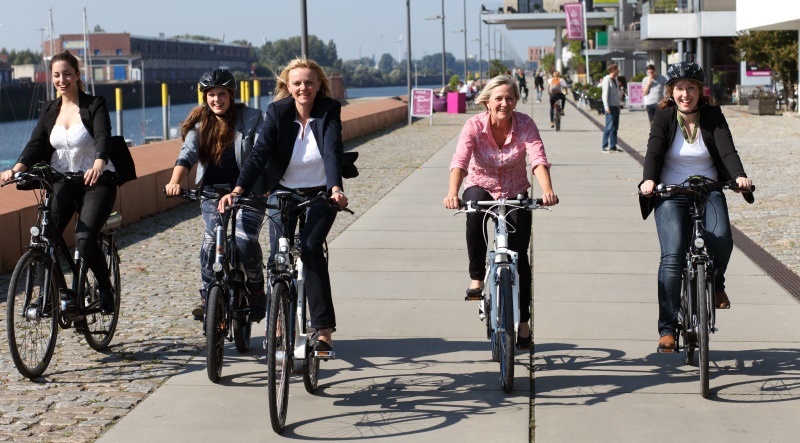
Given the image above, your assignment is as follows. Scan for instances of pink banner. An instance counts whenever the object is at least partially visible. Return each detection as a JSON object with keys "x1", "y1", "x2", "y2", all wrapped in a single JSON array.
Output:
[
  {"x1": 564, "y1": 3, "x2": 584, "y2": 41},
  {"x1": 411, "y1": 89, "x2": 433, "y2": 117}
]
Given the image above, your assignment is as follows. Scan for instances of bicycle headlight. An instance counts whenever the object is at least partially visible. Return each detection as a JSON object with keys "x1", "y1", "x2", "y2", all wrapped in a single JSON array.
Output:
[
  {"x1": 212, "y1": 263, "x2": 223, "y2": 273},
  {"x1": 694, "y1": 238, "x2": 705, "y2": 249},
  {"x1": 279, "y1": 245, "x2": 289, "y2": 254},
  {"x1": 30, "y1": 226, "x2": 40, "y2": 237},
  {"x1": 275, "y1": 254, "x2": 287, "y2": 265}
]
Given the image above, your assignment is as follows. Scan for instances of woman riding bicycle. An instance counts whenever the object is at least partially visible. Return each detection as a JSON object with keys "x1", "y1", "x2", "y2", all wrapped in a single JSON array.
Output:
[
  {"x1": 1, "y1": 51, "x2": 117, "y2": 314},
  {"x1": 219, "y1": 58, "x2": 348, "y2": 353},
  {"x1": 638, "y1": 62, "x2": 752, "y2": 351},
  {"x1": 442, "y1": 74, "x2": 558, "y2": 350},
  {"x1": 548, "y1": 71, "x2": 568, "y2": 128},
  {"x1": 165, "y1": 69, "x2": 268, "y2": 322}
]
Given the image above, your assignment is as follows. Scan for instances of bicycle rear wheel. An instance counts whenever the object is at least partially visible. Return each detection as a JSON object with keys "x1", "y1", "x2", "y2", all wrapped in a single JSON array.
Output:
[
  {"x1": 205, "y1": 285, "x2": 226, "y2": 383},
  {"x1": 82, "y1": 239, "x2": 121, "y2": 351},
  {"x1": 681, "y1": 266, "x2": 695, "y2": 365},
  {"x1": 7, "y1": 249, "x2": 59, "y2": 379},
  {"x1": 498, "y1": 267, "x2": 515, "y2": 393},
  {"x1": 697, "y1": 263, "x2": 710, "y2": 398},
  {"x1": 554, "y1": 107, "x2": 561, "y2": 131},
  {"x1": 267, "y1": 281, "x2": 291, "y2": 433},
  {"x1": 303, "y1": 303, "x2": 320, "y2": 394}
]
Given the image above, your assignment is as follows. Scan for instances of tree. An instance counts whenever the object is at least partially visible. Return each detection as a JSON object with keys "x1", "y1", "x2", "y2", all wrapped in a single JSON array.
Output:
[
  {"x1": 378, "y1": 53, "x2": 395, "y2": 74},
  {"x1": 93, "y1": 25, "x2": 106, "y2": 33},
  {"x1": 734, "y1": 30, "x2": 798, "y2": 96},
  {"x1": 540, "y1": 53, "x2": 556, "y2": 74},
  {"x1": 488, "y1": 59, "x2": 507, "y2": 78}
]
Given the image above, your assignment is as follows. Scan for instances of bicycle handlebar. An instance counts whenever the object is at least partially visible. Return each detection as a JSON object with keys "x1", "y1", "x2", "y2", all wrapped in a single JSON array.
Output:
[
  {"x1": 639, "y1": 178, "x2": 755, "y2": 204},
  {"x1": 270, "y1": 190, "x2": 354, "y2": 214},
  {"x1": 455, "y1": 197, "x2": 549, "y2": 216},
  {"x1": 1, "y1": 164, "x2": 84, "y2": 189}
]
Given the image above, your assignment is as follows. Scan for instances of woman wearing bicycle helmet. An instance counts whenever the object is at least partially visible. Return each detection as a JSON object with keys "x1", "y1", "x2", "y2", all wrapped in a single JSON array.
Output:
[
  {"x1": 1, "y1": 51, "x2": 117, "y2": 315},
  {"x1": 165, "y1": 68, "x2": 268, "y2": 322},
  {"x1": 219, "y1": 58, "x2": 347, "y2": 353},
  {"x1": 443, "y1": 74, "x2": 558, "y2": 350},
  {"x1": 638, "y1": 61, "x2": 752, "y2": 351}
]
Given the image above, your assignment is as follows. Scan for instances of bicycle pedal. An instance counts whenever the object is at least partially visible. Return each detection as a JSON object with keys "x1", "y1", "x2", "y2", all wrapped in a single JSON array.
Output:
[
  {"x1": 314, "y1": 350, "x2": 335, "y2": 360},
  {"x1": 656, "y1": 346, "x2": 677, "y2": 353}
]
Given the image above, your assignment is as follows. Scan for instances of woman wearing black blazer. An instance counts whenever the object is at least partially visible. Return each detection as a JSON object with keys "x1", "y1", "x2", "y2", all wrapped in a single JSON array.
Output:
[
  {"x1": 1, "y1": 51, "x2": 117, "y2": 314},
  {"x1": 221, "y1": 58, "x2": 347, "y2": 352},
  {"x1": 638, "y1": 62, "x2": 752, "y2": 351}
]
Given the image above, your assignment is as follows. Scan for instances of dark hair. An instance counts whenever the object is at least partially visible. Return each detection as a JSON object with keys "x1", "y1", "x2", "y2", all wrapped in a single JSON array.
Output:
[
  {"x1": 180, "y1": 99, "x2": 242, "y2": 166},
  {"x1": 50, "y1": 51, "x2": 85, "y2": 92},
  {"x1": 646, "y1": 64, "x2": 656, "y2": 71},
  {"x1": 656, "y1": 80, "x2": 717, "y2": 110}
]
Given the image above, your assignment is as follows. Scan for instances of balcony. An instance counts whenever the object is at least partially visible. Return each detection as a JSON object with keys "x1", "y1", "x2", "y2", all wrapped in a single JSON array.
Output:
[{"x1": 641, "y1": 0, "x2": 736, "y2": 39}]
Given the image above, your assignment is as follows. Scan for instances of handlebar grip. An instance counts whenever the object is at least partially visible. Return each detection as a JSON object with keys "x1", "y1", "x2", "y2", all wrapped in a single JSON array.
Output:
[{"x1": 534, "y1": 198, "x2": 544, "y2": 205}]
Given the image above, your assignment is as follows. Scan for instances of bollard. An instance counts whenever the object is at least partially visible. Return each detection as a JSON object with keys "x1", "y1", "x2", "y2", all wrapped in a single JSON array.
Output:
[
  {"x1": 197, "y1": 83, "x2": 203, "y2": 105},
  {"x1": 162, "y1": 83, "x2": 169, "y2": 141},
  {"x1": 254, "y1": 80, "x2": 261, "y2": 110},
  {"x1": 244, "y1": 81, "x2": 250, "y2": 107},
  {"x1": 239, "y1": 81, "x2": 245, "y2": 103},
  {"x1": 115, "y1": 88, "x2": 123, "y2": 137}
]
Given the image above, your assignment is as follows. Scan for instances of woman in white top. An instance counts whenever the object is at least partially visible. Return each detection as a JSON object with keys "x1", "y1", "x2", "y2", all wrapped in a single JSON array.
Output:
[
  {"x1": 547, "y1": 71, "x2": 568, "y2": 128},
  {"x1": 220, "y1": 58, "x2": 347, "y2": 352},
  {"x1": 1, "y1": 51, "x2": 117, "y2": 314}
]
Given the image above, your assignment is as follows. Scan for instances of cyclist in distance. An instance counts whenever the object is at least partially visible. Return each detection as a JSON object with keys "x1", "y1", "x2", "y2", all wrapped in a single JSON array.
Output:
[
  {"x1": 534, "y1": 71, "x2": 545, "y2": 103},
  {"x1": 164, "y1": 69, "x2": 268, "y2": 322},
  {"x1": 638, "y1": 62, "x2": 752, "y2": 351},
  {"x1": 1, "y1": 51, "x2": 117, "y2": 314},
  {"x1": 548, "y1": 71, "x2": 568, "y2": 128},
  {"x1": 515, "y1": 69, "x2": 528, "y2": 102},
  {"x1": 219, "y1": 58, "x2": 348, "y2": 353},
  {"x1": 442, "y1": 74, "x2": 559, "y2": 350}
]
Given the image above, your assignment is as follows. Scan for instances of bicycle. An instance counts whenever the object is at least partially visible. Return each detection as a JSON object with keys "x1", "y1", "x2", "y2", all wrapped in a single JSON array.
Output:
[
  {"x1": 454, "y1": 195, "x2": 550, "y2": 393},
  {"x1": 3, "y1": 163, "x2": 122, "y2": 379},
  {"x1": 265, "y1": 189, "x2": 352, "y2": 433},
  {"x1": 648, "y1": 176, "x2": 754, "y2": 397},
  {"x1": 553, "y1": 99, "x2": 562, "y2": 132},
  {"x1": 168, "y1": 186, "x2": 267, "y2": 383}
]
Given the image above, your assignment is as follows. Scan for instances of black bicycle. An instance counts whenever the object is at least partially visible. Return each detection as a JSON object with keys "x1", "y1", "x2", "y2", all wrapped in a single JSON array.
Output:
[
  {"x1": 265, "y1": 190, "x2": 352, "y2": 433},
  {"x1": 3, "y1": 163, "x2": 122, "y2": 379},
  {"x1": 169, "y1": 187, "x2": 268, "y2": 383},
  {"x1": 650, "y1": 176, "x2": 754, "y2": 397}
]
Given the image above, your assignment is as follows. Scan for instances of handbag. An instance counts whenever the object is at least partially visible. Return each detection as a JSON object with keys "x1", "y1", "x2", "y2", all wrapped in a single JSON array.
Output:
[
  {"x1": 109, "y1": 135, "x2": 137, "y2": 186},
  {"x1": 342, "y1": 151, "x2": 359, "y2": 179}
]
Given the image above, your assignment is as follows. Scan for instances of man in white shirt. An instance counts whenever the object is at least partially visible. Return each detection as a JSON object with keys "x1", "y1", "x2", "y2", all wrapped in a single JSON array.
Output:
[
  {"x1": 642, "y1": 64, "x2": 667, "y2": 123},
  {"x1": 601, "y1": 64, "x2": 621, "y2": 153}
]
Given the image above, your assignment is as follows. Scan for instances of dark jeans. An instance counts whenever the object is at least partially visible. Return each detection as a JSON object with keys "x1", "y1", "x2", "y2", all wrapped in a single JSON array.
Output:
[
  {"x1": 602, "y1": 106, "x2": 620, "y2": 149},
  {"x1": 646, "y1": 104, "x2": 658, "y2": 123},
  {"x1": 653, "y1": 190, "x2": 733, "y2": 337},
  {"x1": 463, "y1": 186, "x2": 533, "y2": 322},
  {"x1": 267, "y1": 188, "x2": 338, "y2": 329},
  {"x1": 549, "y1": 93, "x2": 566, "y2": 122},
  {"x1": 52, "y1": 172, "x2": 117, "y2": 288}
]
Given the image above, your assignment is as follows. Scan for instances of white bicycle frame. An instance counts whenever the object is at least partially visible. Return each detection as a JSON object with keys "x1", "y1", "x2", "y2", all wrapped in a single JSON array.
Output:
[{"x1": 480, "y1": 202, "x2": 521, "y2": 337}]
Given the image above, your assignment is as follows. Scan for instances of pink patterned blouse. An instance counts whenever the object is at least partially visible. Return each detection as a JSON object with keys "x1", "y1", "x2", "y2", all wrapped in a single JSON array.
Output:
[{"x1": 450, "y1": 111, "x2": 551, "y2": 199}]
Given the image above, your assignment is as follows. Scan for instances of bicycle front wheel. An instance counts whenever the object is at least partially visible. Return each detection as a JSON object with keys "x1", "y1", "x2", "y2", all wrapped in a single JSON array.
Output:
[
  {"x1": 267, "y1": 281, "x2": 291, "y2": 433},
  {"x1": 82, "y1": 239, "x2": 121, "y2": 351},
  {"x1": 205, "y1": 285, "x2": 226, "y2": 383},
  {"x1": 497, "y1": 267, "x2": 515, "y2": 393},
  {"x1": 554, "y1": 109, "x2": 561, "y2": 131},
  {"x1": 303, "y1": 303, "x2": 320, "y2": 394},
  {"x1": 7, "y1": 249, "x2": 59, "y2": 379},
  {"x1": 697, "y1": 263, "x2": 710, "y2": 398}
]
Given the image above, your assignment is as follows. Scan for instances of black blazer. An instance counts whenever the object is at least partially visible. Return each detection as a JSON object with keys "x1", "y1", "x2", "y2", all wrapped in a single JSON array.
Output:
[
  {"x1": 17, "y1": 91, "x2": 112, "y2": 168},
  {"x1": 638, "y1": 104, "x2": 747, "y2": 219},
  {"x1": 237, "y1": 95, "x2": 343, "y2": 194}
]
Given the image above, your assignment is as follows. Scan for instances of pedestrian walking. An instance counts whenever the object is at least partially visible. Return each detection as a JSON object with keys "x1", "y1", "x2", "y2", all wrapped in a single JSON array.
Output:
[
  {"x1": 642, "y1": 64, "x2": 667, "y2": 123},
  {"x1": 534, "y1": 71, "x2": 545, "y2": 102},
  {"x1": 601, "y1": 64, "x2": 621, "y2": 153}
]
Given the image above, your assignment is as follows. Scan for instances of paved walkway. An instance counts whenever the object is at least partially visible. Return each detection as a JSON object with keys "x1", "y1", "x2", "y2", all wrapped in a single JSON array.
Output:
[{"x1": 3, "y1": 95, "x2": 800, "y2": 442}]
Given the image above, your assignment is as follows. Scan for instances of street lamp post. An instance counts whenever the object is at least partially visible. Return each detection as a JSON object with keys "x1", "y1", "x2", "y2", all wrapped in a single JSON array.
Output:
[
  {"x1": 300, "y1": 0, "x2": 308, "y2": 58},
  {"x1": 462, "y1": 0, "x2": 467, "y2": 81},
  {"x1": 425, "y1": 3, "x2": 446, "y2": 89},
  {"x1": 406, "y1": 0, "x2": 412, "y2": 125}
]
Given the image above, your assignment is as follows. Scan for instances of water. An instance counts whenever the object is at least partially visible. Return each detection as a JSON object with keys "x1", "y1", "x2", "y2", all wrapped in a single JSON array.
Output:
[{"x1": 0, "y1": 84, "x2": 432, "y2": 167}]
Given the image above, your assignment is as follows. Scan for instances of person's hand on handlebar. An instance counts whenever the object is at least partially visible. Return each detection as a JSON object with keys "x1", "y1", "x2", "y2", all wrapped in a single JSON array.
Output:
[
  {"x1": 330, "y1": 187, "x2": 348, "y2": 209},
  {"x1": 1, "y1": 169, "x2": 16, "y2": 182},
  {"x1": 164, "y1": 182, "x2": 182, "y2": 196},
  {"x1": 540, "y1": 192, "x2": 559, "y2": 206},
  {"x1": 443, "y1": 194, "x2": 460, "y2": 210},
  {"x1": 639, "y1": 179, "x2": 656, "y2": 196},
  {"x1": 735, "y1": 176, "x2": 752, "y2": 192},
  {"x1": 217, "y1": 186, "x2": 245, "y2": 213}
]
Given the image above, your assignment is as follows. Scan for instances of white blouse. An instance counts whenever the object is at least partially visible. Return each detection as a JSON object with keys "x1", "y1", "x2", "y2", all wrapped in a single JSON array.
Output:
[
  {"x1": 49, "y1": 125, "x2": 115, "y2": 174},
  {"x1": 279, "y1": 118, "x2": 326, "y2": 188},
  {"x1": 659, "y1": 127, "x2": 717, "y2": 186}
]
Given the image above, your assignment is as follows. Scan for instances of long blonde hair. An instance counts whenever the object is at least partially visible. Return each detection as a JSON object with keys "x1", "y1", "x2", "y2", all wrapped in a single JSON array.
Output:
[{"x1": 273, "y1": 58, "x2": 332, "y2": 101}]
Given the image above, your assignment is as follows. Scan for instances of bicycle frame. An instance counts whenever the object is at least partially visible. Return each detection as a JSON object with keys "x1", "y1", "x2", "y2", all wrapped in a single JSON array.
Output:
[{"x1": 481, "y1": 204, "x2": 521, "y2": 337}]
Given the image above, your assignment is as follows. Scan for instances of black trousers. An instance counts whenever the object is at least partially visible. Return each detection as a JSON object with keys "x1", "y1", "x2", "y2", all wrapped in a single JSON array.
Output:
[
  {"x1": 463, "y1": 186, "x2": 532, "y2": 322},
  {"x1": 268, "y1": 188, "x2": 337, "y2": 329},
  {"x1": 52, "y1": 172, "x2": 117, "y2": 287}
]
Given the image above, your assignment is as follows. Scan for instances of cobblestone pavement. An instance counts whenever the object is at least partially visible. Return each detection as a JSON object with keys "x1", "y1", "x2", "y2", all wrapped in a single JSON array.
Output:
[
  {"x1": 0, "y1": 111, "x2": 470, "y2": 442},
  {"x1": 579, "y1": 101, "x2": 800, "y2": 275}
]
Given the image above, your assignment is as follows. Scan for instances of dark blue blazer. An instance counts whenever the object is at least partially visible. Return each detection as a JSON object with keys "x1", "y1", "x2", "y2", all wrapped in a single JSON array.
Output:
[{"x1": 237, "y1": 95, "x2": 343, "y2": 194}]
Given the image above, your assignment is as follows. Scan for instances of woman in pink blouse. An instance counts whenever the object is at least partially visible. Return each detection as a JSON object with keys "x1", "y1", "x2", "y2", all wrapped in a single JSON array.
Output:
[{"x1": 443, "y1": 74, "x2": 558, "y2": 349}]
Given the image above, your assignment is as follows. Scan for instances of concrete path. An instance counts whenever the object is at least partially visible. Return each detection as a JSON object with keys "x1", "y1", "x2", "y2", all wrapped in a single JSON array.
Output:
[{"x1": 97, "y1": 97, "x2": 800, "y2": 442}]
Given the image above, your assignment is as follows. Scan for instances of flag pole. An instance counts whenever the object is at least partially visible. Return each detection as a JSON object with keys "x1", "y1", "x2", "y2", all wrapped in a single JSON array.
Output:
[{"x1": 583, "y1": 0, "x2": 590, "y2": 84}]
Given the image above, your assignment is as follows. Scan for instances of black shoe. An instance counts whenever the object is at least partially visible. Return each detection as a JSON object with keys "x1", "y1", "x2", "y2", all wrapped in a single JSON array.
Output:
[
  {"x1": 465, "y1": 287, "x2": 483, "y2": 301},
  {"x1": 315, "y1": 339, "x2": 334, "y2": 353},
  {"x1": 516, "y1": 334, "x2": 532, "y2": 350},
  {"x1": 99, "y1": 286, "x2": 116, "y2": 315},
  {"x1": 249, "y1": 290, "x2": 266, "y2": 323}
]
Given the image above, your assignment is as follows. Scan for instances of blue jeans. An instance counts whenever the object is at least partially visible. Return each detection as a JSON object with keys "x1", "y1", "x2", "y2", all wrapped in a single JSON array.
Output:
[
  {"x1": 200, "y1": 198, "x2": 266, "y2": 296},
  {"x1": 653, "y1": 190, "x2": 733, "y2": 336},
  {"x1": 602, "y1": 106, "x2": 620, "y2": 149}
]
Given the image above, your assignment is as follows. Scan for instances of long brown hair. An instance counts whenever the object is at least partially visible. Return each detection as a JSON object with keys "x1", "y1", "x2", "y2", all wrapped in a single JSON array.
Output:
[
  {"x1": 273, "y1": 58, "x2": 332, "y2": 101},
  {"x1": 50, "y1": 51, "x2": 85, "y2": 92},
  {"x1": 657, "y1": 79, "x2": 716, "y2": 110},
  {"x1": 180, "y1": 94, "x2": 241, "y2": 165}
]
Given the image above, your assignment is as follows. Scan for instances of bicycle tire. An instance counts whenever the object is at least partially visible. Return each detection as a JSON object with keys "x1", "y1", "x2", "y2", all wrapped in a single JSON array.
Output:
[
  {"x1": 205, "y1": 285, "x2": 226, "y2": 383},
  {"x1": 681, "y1": 266, "x2": 695, "y2": 365},
  {"x1": 6, "y1": 249, "x2": 59, "y2": 379},
  {"x1": 82, "y1": 239, "x2": 121, "y2": 351},
  {"x1": 554, "y1": 107, "x2": 561, "y2": 131},
  {"x1": 303, "y1": 302, "x2": 320, "y2": 394},
  {"x1": 267, "y1": 281, "x2": 291, "y2": 433},
  {"x1": 233, "y1": 285, "x2": 251, "y2": 353},
  {"x1": 697, "y1": 263, "x2": 710, "y2": 398},
  {"x1": 498, "y1": 267, "x2": 515, "y2": 393}
]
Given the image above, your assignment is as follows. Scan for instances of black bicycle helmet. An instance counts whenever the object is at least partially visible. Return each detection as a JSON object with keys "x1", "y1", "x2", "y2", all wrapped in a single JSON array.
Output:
[
  {"x1": 198, "y1": 68, "x2": 237, "y2": 92},
  {"x1": 666, "y1": 62, "x2": 705, "y2": 86}
]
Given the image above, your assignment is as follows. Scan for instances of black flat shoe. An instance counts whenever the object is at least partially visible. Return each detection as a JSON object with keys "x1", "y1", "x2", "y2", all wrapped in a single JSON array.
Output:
[
  {"x1": 315, "y1": 340, "x2": 333, "y2": 353},
  {"x1": 465, "y1": 287, "x2": 483, "y2": 301},
  {"x1": 99, "y1": 286, "x2": 116, "y2": 315},
  {"x1": 516, "y1": 334, "x2": 532, "y2": 350}
]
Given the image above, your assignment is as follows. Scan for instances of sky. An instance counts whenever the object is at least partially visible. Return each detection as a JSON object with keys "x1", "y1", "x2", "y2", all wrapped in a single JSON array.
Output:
[{"x1": 0, "y1": 0, "x2": 554, "y2": 65}]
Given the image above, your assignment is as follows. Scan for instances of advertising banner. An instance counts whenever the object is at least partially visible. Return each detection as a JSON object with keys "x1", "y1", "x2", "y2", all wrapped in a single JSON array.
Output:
[
  {"x1": 627, "y1": 82, "x2": 645, "y2": 111},
  {"x1": 564, "y1": 3, "x2": 585, "y2": 41},
  {"x1": 411, "y1": 89, "x2": 433, "y2": 125}
]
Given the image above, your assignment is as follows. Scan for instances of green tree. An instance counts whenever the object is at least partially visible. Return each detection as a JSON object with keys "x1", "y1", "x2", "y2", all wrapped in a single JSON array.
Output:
[
  {"x1": 93, "y1": 24, "x2": 105, "y2": 33},
  {"x1": 378, "y1": 53, "x2": 395, "y2": 74},
  {"x1": 488, "y1": 59, "x2": 507, "y2": 78},
  {"x1": 734, "y1": 30, "x2": 798, "y2": 96},
  {"x1": 540, "y1": 53, "x2": 555, "y2": 74}
]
